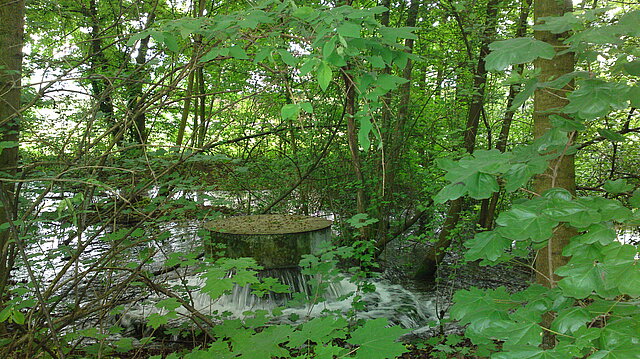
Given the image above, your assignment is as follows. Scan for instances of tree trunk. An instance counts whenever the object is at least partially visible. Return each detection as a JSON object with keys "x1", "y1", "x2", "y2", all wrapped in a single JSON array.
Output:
[
  {"x1": 87, "y1": 0, "x2": 118, "y2": 144},
  {"x1": 0, "y1": 0, "x2": 25, "y2": 314},
  {"x1": 415, "y1": 0, "x2": 500, "y2": 280},
  {"x1": 477, "y1": 0, "x2": 533, "y2": 229},
  {"x1": 376, "y1": 0, "x2": 421, "y2": 249},
  {"x1": 126, "y1": 8, "x2": 157, "y2": 146},
  {"x1": 533, "y1": 0, "x2": 576, "y2": 348}
]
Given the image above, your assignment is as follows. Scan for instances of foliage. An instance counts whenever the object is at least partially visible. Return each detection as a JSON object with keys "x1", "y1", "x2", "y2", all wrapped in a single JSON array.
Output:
[{"x1": 438, "y1": 8, "x2": 640, "y2": 358}]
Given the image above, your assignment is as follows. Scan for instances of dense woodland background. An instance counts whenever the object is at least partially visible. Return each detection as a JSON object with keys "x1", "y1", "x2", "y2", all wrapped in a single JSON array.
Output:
[{"x1": 0, "y1": 0, "x2": 639, "y2": 357}]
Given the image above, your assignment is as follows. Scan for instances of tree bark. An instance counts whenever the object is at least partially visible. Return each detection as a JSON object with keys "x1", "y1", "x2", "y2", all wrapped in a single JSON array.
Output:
[
  {"x1": 0, "y1": 0, "x2": 25, "y2": 312},
  {"x1": 533, "y1": 0, "x2": 576, "y2": 348}
]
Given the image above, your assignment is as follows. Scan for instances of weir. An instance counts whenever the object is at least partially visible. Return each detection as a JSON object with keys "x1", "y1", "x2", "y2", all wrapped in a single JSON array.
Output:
[{"x1": 204, "y1": 214, "x2": 333, "y2": 268}]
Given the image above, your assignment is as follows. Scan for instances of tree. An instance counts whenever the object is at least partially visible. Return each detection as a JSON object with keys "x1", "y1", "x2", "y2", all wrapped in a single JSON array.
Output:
[{"x1": 0, "y1": 0, "x2": 25, "y2": 317}]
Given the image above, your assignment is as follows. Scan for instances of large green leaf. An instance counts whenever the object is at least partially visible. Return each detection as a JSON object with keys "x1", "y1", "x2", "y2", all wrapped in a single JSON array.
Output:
[
  {"x1": 464, "y1": 231, "x2": 512, "y2": 262},
  {"x1": 496, "y1": 200, "x2": 559, "y2": 242},
  {"x1": 231, "y1": 325, "x2": 292, "y2": 359},
  {"x1": 346, "y1": 318, "x2": 409, "y2": 359},
  {"x1": 533, "y1": 13, "x2": 583, "y2": 33},
  {"x1": 485, "y1": 38, "x2": 555, "y2": 71},
  {"x1": 288, "y1": 316, "x2": 347, "y2": 347},
  {"x1": 564, "y1": 79, "x2": 629, "y2": 119},
  {"x1": 603, "y1": 179, "x2": 633, "y2": 194},
  {"x1": 551, "y1": 307, "x2": 591, "y2": 334}
]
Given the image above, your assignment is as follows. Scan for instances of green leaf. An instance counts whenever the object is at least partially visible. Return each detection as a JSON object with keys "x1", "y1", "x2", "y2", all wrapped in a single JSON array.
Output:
[
  {"x1": 156, "y1": 298, "x2": 182, "y2": 311},
  {"x1": 464, "y1": 231, "x2": 512, "y2": 262},
  {"x1": 496, "y1": 200, "x2": 559, "y2": 242},
  {"x1": 434, "y1": 182, "x2": 466, "y2": 203},
  {"x1": 510, "y1": 78, "x2": 538, "y2": 110},
  {"x1": 337, "y1": 22, "x2": 361, "y2": 38},
  {"x1": 232, "y1": 325, "x2": 292, "y2": 359},
  {"x1": 485, "y1": 38, "x2": 555, "y2": 71},
  {"x1": 347, "y1": 318, "x2": 409, "y2": 359},
  {"x1": 277, "y1": 49, "x2": 297, "y2": 66},
  {"x1": 598, "y1": 129, "x2": 625, "y2": 142},
  {"x1": 288, "y1": 316, "x2": 347, "y2": 347},
  {"x1": 556, "y1": 261, "x2": 606, "y2": 299},
  {"x1": 0, "y1": 141, "x2": 18, "y2": 150},
  {"x1": 357, "y1": 113, "x2": 373, "y2": 150},
  {"x1": 573, "y1": 224, "x2": 616, "y2": 245},
  {"x1": 623, "y1": 60, "x2": 640, "y2": 76},
  {"x1": 564, "y1": 80, "x2": 629, "y2": 119},
  {"x1": 630, "y1": 189, "x2": 640, "y2": 208},
  {"x1": 147, "y1": 313, "x2": 169, "y2": 329},
  {"x1": 114, "y1": 337, "x2": 134, "y2": 353},
  {"x1": 533, "y1": 13, "x2": 583, "y2": 33},
  {"x1": 300, "y1": 102, "x2": 313, "y2": 114},
  {"x1": 378, "y1": 26, "x2": 417, "y2": 41},
  {"x1": 628, "y1": 85, "x2": 640, "y2": 108},
  {"x1": 228, "y1": 46, "x2": 249, "y2": 60},
  {"x1": 281, "y1": 104, "x2": 300, "y2": 121},
  {"x1": 603, "y1": 179, "x2": 633, "y2": 194},
  {"x1": 550, "y1": 115, "x2": 586, "y2": 132},
  {"x1": 551, "y1": 307, "x2": 591, "y2": 334},
  {"x1": 317, "y1": 61, "x2": 332, "y2": 91}
]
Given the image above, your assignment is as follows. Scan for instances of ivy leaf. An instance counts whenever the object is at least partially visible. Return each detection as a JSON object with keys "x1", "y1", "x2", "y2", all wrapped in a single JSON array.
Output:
[
  {"x1": 317, "y1": 61, "x2": 332, "y2": 91},
  {"x1": 485, "y1": 38, "x2": 555, "y2": 71},
  {"x1": 464, "y1": 230, "x2": 512, "y2": 262},
  {"x1": 564, "y1": 80, "x2": 629, "y2": 119},
  {"x1": 603, "y1": 179, "x2": 633, "y2": 194},
  {"x1": 346, "y1": 318, "x2": 409, "y2": 359}
]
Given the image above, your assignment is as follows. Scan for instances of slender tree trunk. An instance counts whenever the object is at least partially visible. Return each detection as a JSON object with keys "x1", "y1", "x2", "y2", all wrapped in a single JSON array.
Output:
[
  {"x1": 376, "y1": 0, "x2": 421, "y2": 248},
  {"x1": 478, "y1": 0, "x2": 533, "y2": 229},
  {"x1": 533, "y1": 0, "x2": 576, "y2": 347},
  {"x1": 126, "y1": 8, "x2": 157, "y2": 145},
  {"x1": 87, "y1": 0, "x2": 118, "y2": 144},
  {"x1": 0, "y1": 0, "x2": 25, "y2": 316},
  {"x1": 343, "y1": 68, "x2": 367, "y2": 223},
  {"x1": 176, "y1": 71, "x2": 195, "y2": 147},
  {"x1": 415, "y1": 0, "x2": 500, "y2": 280}
]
